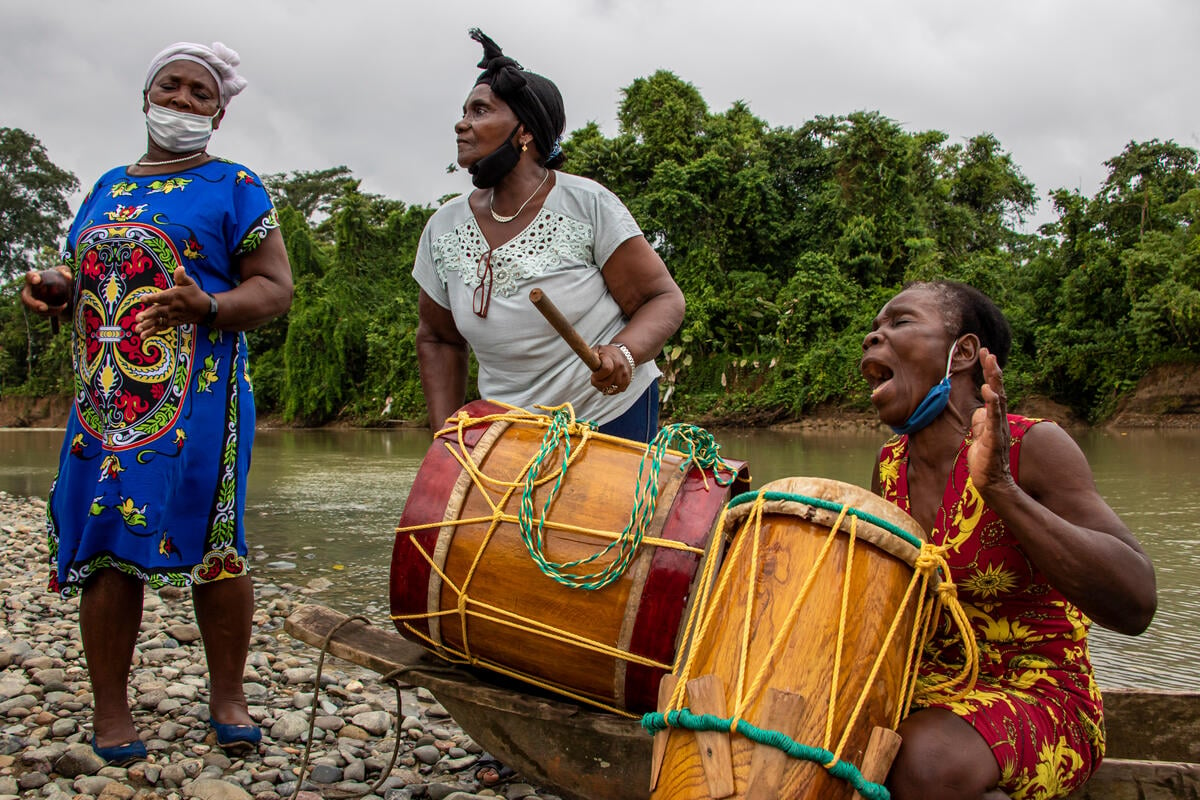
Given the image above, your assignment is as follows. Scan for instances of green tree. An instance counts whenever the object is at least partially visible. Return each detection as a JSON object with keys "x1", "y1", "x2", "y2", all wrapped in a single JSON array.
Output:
[
  {"x1": 1027, "y1": 140, "x2": 1200, "y2": 419},
  {"x1": 281, "y1": 181, "x2": 431, "y2": 425},
  {"x1": 0, "y1": 129, "x2": 78, "y2": 396},
  {"x1": 1092, "y1": 139, "x2": 1198, "y2": 250},
  {"x1": 0, "y1": 128, "x2": 79, "y2": 281},
  {"x1": 618, "y1": 71, "x2": 708, "y2": 163},
  {"x1": 933, "y1": 133, "x2": 1035, "y2": 258},
  {"x1": 261, "y1": 166, "x2": 359, "y2": 243}
]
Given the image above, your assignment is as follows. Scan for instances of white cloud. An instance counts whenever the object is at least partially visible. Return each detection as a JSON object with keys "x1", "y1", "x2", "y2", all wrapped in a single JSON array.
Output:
[{"x1": 4, "y1": 0, "x2": 1197, "y2": 229}]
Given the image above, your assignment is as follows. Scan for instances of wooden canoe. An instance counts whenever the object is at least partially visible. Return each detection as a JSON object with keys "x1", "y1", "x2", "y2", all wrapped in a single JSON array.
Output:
[{"x1": 285, "y1": 604, "x2": 1200, "y2": 800}]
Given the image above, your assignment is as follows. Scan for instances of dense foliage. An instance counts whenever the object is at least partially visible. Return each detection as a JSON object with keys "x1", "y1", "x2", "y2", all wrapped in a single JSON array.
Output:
[
  {"x1": 2, "y1": 72, "x2": 1197, "y2": 425},
  {"x1": 0, "y1": 127, "x2": 79, "y2": 393}
]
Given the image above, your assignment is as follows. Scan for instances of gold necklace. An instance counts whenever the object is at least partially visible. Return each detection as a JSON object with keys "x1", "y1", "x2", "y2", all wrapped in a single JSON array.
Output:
[
  {"x1": 490, "y1": 170, "x2": 550, "y2": 223},
  {"x1": 135, "y1": 151, "x2": 206, "y2": 167}
]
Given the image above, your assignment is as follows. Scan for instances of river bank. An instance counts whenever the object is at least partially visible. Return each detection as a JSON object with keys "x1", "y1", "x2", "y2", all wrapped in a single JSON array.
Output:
[
  {"x1": 4, "y1": 361, "x2": 1199, "y2": 431},
  {"x1": 0, "y1": 492, "x2": 558, "y2": 800}
]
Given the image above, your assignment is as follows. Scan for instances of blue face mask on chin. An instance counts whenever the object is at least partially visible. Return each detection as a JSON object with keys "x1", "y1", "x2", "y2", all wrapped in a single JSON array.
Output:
[{"x1": 890, "y1": 341, "x2": 959, "y2": 436}]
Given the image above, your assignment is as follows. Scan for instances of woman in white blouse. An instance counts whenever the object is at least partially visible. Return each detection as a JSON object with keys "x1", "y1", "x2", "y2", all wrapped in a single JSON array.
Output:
[{"x1": 413, "y1": 29, "x2": 684, "y2": 443}]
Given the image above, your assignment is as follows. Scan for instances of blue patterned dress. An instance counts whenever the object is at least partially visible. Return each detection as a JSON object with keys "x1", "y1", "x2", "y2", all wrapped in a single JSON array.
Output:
[{"x1": 47, "y1": 159, "x2": 279, "y2": 597}]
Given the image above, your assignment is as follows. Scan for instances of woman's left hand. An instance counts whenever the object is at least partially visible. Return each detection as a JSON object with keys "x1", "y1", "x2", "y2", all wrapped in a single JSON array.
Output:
[
  {"x1": 135, "y1": 266, "x2": 210, "y2": 337},
  {"x1": 967, "y1": 347, "x2": 1016, "y2": 498},
  {"x1": 589, "y1": 344, "x2": 632, "y2": 396}
]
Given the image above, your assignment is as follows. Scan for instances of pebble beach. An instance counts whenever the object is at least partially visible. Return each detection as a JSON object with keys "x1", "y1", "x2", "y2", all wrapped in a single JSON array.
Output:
[{"x1": 0, "y1": 492, "x2": 559, "y2": 800}]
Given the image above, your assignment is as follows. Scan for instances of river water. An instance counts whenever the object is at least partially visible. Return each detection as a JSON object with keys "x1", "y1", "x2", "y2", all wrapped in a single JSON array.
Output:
[{"x1": 3, "y1": 423, "x2": 1196, "y2": 692}]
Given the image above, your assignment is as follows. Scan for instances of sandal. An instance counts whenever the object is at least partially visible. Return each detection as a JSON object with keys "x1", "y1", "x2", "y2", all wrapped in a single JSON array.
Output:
[
  {"x1": 91, "y1": 737, "x2": 147, "y2": 766},
  {"x1": 474, "y1": 757, "x2": 518, "y2": 787},
  {"x1": 210, "y1": 720, "x2": 262, "y2": 754}
]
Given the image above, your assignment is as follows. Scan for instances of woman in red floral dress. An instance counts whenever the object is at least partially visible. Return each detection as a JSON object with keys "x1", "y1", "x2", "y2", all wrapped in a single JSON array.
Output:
[{"x1": 859, "y1": 281, "x2": 1156, "y2": 800}]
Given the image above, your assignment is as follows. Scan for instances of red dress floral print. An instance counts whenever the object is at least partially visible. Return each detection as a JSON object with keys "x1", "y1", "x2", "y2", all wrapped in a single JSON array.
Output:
[{"x1": 876, "y1": 415, "x2": 1104, "y2": 799}]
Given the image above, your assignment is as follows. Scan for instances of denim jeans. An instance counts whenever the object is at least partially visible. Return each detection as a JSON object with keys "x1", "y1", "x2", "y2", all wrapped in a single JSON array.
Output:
[{"x1": 597, "y1": 379, "x2": 660, "y2": 444}]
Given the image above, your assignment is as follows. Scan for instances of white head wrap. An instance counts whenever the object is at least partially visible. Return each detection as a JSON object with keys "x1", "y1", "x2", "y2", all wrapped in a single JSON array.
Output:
[{"x1": 144, "y1": 42, "x2": 248, "y2": 107}]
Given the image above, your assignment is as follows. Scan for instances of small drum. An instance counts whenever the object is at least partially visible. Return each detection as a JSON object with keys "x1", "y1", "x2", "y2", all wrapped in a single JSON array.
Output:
[
  {"x1": 390, "y1": 400, "x2": 749, "y2": 713},
  {"x1": 649, "y1": 477, "x2": 936, "y2": 800}
]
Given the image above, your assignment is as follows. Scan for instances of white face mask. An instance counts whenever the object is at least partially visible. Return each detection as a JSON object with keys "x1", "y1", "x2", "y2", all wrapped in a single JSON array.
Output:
[{"x1": 145, "y1": 103, "x2": 219, "y2": 153}]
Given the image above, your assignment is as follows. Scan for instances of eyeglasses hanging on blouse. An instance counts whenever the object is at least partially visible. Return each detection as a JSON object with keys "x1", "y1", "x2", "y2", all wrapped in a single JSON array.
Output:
[{"x1": 473, "y1": 251, "x2": 493, "y2": 318}]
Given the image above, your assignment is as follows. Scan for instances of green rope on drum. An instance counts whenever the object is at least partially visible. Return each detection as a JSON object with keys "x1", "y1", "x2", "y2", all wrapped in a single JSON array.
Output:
[
  {"x1": 518, "y1": 409, "x2": 738, "y2": 591},
  {"x1": 727, "y1": 490, "x2": 923, "y2": 549},
  {"x1": 641, "y1": 709, "x2": 891, "y2": 800}
]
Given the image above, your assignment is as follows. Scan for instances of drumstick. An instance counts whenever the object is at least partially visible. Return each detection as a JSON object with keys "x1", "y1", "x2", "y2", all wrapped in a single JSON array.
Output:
[{"x1": 529, "y1": 288, "x2": 602, "y2": 372}]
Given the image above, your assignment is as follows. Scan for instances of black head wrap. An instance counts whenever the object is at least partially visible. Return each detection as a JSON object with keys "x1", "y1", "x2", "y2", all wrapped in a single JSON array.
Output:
[{"x1": 469, "y1": 28, "x2": 566, "y2": 168}]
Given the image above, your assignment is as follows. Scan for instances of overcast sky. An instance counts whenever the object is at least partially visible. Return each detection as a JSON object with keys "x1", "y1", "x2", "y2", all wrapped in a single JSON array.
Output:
[{"x1": 5, "y1": 1, "x2": 1198, "y2": 230}]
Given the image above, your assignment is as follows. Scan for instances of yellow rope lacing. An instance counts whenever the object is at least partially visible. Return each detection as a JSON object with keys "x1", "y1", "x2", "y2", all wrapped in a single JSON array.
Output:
[
  {"x1": 390, "y1": 402, "x2": 737, "y2": 716},
  {"x1": 657, "y1": 488, "x2": 979, "y2": 771}
]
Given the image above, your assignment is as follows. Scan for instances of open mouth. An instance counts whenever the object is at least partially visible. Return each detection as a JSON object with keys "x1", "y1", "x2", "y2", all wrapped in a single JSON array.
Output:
[{"x1": 860, "y1": 359, "x2": 894, "y2": 396}]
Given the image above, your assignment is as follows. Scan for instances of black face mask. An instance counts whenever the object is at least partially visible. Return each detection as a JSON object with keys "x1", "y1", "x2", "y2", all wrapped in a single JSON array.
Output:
[{"x1": 468, "y1": 124, "x2": 522, "y2": 189}]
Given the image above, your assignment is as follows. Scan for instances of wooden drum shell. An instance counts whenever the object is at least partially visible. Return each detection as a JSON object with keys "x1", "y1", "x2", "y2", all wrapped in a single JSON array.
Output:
[
  {"x1": 653, "y1": 476, "x2": 927, "y2": 800},
  {"x1": 390, "y1": 400, "x2": 748, "y2": 713}
]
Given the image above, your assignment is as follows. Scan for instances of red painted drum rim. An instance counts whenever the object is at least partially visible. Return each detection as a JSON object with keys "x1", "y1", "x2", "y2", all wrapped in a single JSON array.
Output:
[{"x1": 389, "y1": 400, "x2": 748, "y2": 712}]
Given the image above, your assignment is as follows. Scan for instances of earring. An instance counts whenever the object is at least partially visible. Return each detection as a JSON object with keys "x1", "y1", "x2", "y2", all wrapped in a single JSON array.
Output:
[{"x1": 521, "y1": 141, "x2": 528, "y2": 152}]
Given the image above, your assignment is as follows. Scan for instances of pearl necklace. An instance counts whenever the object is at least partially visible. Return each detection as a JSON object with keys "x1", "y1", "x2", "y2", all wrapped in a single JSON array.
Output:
[
  {"x1": 135, "y1": 150, "x2": 207, "y2": 167},
  {"x1": 490, "y1": 170, "x2": 550, "y2": 223}
]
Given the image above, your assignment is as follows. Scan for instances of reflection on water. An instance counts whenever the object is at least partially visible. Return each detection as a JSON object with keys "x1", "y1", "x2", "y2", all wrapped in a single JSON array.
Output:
[
  {"x1": 3, "y1": 424, "x2": 1195, "y2": 691},
  {"x1": 245, "y1": 428, "x2": 430, "y2": 618}
]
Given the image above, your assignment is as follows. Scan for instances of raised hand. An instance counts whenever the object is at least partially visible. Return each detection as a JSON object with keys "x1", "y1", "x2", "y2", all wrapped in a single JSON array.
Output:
[{"x1": 967, "y1": 347, "x2": 1016, "y2": 497}]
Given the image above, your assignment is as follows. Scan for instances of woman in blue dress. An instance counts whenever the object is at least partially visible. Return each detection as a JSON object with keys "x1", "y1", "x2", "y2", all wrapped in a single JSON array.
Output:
[{"x1": 22, "y1": 41, "x2": 293, "y2": 764}]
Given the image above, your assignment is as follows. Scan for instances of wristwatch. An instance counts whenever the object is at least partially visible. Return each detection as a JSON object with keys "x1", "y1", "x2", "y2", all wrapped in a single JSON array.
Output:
[
  {"x1": 202, "y1": 293, "x2": 219, "y2": 326},
  {"x1": 611, "y1": 343, "x2": 636, "y2": 373}
]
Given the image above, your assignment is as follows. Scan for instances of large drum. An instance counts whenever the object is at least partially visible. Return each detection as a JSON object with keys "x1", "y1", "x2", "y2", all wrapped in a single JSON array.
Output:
[
  {"x1": 390, "y1": 400, "x2": 749, "y2": 714},
  {"x1": 649, "y1": 477, "x2": 939, "y2": 800}
]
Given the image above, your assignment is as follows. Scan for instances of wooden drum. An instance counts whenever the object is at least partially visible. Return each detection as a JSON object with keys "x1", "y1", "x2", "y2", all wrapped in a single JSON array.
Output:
[
  {"x1": 390, "y1": 400, "x2": 748, "y2": 714},
  {"x1": 649, "y1": 477, "x2": 933, "y2": 800}
]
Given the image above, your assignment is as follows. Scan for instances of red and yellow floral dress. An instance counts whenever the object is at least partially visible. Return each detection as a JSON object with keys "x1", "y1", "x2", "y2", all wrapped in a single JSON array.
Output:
[{"x1": 876, "y1": 415, "x2": 1104, "y2": 799}]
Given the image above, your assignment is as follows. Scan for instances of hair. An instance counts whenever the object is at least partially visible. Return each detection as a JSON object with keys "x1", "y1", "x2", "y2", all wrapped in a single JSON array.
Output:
[
  {"x1": 469, "y1": 28, "x2": 566, "y2": 169},
  {"x1": 905, "y1": 280, "x2": 1012, "y2": 385}
]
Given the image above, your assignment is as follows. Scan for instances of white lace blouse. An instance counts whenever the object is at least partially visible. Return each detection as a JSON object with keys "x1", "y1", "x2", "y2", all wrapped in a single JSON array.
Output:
[{"x1": 412, "y1": 172, "x2": 662, "y2": 426}]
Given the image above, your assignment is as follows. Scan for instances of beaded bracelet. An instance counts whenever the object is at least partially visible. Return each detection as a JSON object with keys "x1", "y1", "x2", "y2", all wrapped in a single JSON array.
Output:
[{"x1": 611, "y1": 342, "x2": 636, "y2": 373}]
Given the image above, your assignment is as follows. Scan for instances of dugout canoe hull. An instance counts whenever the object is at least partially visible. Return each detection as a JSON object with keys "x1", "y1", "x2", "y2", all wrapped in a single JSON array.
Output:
[
  {"x1": 285, "y1": 604, "x2": 1200, "y2": 800},
  {"x1": 286, "y1": 603, "x2": 650, "y2": 800}
]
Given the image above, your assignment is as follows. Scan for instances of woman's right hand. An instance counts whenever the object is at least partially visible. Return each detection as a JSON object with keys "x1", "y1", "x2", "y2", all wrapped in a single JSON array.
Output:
[
  {"x1": 21, "y1": 266, "x2": 73, "y2": 317},
  {"x1": 589, "y1": 344, "x2": 632, "y2": 396}
]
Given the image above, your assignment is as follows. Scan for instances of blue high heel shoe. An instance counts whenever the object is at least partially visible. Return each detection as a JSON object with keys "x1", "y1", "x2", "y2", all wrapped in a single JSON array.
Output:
[
  {"x1": 210, "y1": 720, "x2": 262, "y2": 753},
  {"x1": 91, "y1": 738, "x2": 147, "y2": 766}
]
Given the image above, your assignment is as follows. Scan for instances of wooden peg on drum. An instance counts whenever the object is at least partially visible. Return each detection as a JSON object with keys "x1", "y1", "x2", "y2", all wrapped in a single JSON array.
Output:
[
  {"x1": 650, "y1": 673, "x2": 678, "y2": 791},
  {"x1": 745, "y1": 688, "x2": 809, "y2": 800},
  {"x1": 528, "y1": 288, "x2": 602, "y2": 372},
  {"x1": 856, "y1": 726, "x2": 903, "y2": 796},
  {"x1": 686, "y1": 674, "x2": 736, "y2": 799}
]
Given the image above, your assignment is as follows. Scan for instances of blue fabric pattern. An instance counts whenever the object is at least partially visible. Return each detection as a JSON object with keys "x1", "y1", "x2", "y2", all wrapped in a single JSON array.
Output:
[{"x1": 47, "y1": 159, "x2": 278, "y2": 596}]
